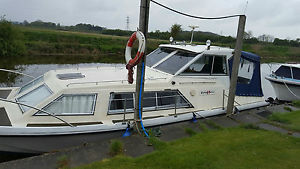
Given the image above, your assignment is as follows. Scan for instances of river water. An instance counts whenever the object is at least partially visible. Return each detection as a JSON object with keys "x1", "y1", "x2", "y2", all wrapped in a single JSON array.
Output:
[{"x1": 0, "y1": 63, "x2": 282, "y2": 99}]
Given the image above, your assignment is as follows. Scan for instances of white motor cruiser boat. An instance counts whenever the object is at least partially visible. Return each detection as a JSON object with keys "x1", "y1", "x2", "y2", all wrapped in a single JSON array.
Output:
[
  {"x1": 0, "y1": 40, "x2": 267, "y2": 153},
  {"x1": 265, "y1": 64, "x2": 300, "y2": 101}
]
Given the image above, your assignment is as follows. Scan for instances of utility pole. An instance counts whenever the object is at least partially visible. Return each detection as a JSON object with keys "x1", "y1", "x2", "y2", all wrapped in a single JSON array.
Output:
[
  {"x1": 134, "y1": 0, "x2": 150, "y2": 131},
  {"x1": 126, "y1": 16, "x2": 130, "y2": 31},
  {"x1": 226, "y1": 15, "x2": 246, "y2": 115}
]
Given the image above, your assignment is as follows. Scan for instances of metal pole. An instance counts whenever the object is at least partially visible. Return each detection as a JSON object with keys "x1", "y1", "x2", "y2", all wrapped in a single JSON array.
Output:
[
  {"x1": 134, "y1": 0, "x2": 150, "y2": 131},
  {"x1": 226, "y1": 15, "x2": 246, "y2": 115},
  {"x1": 123, "y1": 98, "x2": 127, "y2": 124}
]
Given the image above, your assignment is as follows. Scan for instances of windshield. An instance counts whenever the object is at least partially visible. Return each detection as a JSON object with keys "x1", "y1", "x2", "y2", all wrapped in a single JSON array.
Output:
[
  {"x1": 18, "y1": 75, "x2": 44, "y2": 94},
  {"x1": 154, "y1": 51, "x2": 198, "y2": 75},
  {"x1": 146, "y1": 48, "x2": 176, "y2": 67}
]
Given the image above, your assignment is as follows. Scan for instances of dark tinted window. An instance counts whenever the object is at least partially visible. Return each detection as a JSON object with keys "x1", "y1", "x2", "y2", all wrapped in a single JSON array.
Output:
[
  {"x1": 157, "y1": 91, "x2": 190, "y2": 108},
  {"x1": 109, "y1": 93, "x2": 134, "y2": 114},
  {"x1": 292, "y1": 67, "x2": 300, "y2": 80},
  {"x1": 275, "y1": 66, "x2": 291, "y2": 78},
  {"x1": 212, "y1": 56, "x2": 227, "y2": 74},
  {"x1": 182, "y1": 55, "x2": 213, "y2": 74},
  {"x1": 155, "y1": 51, "x2": 197, "y2": 74},
  {"x1": 146, "y1": 48, "x2": 175, "y2": 67},
  {"x1": 143, "y1": 92, "x2": 156, "y2": 108},
  {"x1": 108, "y1": 90, "x2": 192, "y2": 114}
]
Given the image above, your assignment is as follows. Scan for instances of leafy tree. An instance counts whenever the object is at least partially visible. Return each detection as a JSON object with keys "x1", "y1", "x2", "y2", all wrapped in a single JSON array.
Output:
[
  {"x1": 170, "y1": 24, "x2": 182, "y2": 39},
  {"x1": 0, "y1": 16, "x2": 26, "y2": 57}
]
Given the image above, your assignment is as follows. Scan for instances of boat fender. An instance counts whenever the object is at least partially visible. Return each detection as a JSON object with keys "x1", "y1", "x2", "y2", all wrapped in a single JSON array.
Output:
[{"x1": 125, "y1": 31, "x2": 146, "y2": 84}]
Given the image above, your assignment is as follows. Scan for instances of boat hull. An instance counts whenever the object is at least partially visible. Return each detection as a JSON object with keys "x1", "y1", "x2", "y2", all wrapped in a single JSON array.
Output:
[
  {"x1": 0, "y1": 102, "x2": 269, "y2": 154},
  {"x1": 266, "y1": 76, "x2": 300, "y2": 101}
]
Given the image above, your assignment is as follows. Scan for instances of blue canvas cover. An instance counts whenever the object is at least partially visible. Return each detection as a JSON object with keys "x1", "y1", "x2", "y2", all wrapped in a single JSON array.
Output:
[{"x1": 229, "y1": 51, "x2": 264, "y2": 97}]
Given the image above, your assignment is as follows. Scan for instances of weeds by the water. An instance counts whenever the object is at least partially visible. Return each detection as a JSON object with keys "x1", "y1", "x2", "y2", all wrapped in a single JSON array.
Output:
[
  {"x1": 109, "y1": 140, "x2": 123, "y2": 157},
  {"x1": 204, "y1": 120, "x2": 223, "y2": 130},
  {"x1": 240, "y1": 123, "x2": 260, "y2": 130},
  {"x1": 184, "y1": 128, "x2": 197, "y2": 136},
  {"x1": 56, "y1": 154, "x2": 69, "y2": 169},
  {"x1": 292, "y1": 100, "x2": 300, "y2": 108},
  {"x1": 199, "y1": 123, "x2": 208, "y2": 132},
  {"x1": 284, "y1": 106, "x2": 292, "y2": 112},
  {"x1": 268, "y1": 110, "x2": 300, "y2": 131}
]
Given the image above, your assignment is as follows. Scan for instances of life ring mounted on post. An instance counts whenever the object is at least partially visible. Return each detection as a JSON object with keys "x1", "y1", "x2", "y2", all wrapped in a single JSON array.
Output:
[{"x1": 125, "y1": 31, "x2": 146, "y2": 84}]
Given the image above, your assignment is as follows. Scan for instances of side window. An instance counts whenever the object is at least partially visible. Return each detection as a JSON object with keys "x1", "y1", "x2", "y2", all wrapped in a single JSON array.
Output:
[
  {"x1": 237, "y1": 58, "x2": 255, "y2": 84},
  {"x1": 157, "y1": 90, "x2": 190, "y2": 109},
  {"x1": 36, "y1": 94, "x2": 97, "y2": 115},
  {"x1": 275, "y1": 66, "x2": 291, "y2": 78},
  {"x1": 182, "y1": 55, "x2": 227, "y2": 75},
  {"x1": 183, "y1": 55, "x2": 213, "y2": 74},
  {"x1": 108, "y1": 93, "x2": 134, "y2": 114},
  {"x1": 108, "y1": 90, "x2": 192, "y2": 114},
  {"x1": 212, "y1": 56, "x2": 227, "y2": 74},
  {"x1": 292, "y1": 67, "x2": 300, "y2": 80}
]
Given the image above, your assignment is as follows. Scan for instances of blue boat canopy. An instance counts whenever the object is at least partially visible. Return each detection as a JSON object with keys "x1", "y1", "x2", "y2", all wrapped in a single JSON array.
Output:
[{"x1": 229, "y1": 51, "x2": 264, "y2": 97}]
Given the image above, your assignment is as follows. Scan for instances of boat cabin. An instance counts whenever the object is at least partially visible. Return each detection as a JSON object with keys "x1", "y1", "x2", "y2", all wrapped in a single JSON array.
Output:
[{"x1": 0, "y1": 43, "x2": 265, "y2": 127}]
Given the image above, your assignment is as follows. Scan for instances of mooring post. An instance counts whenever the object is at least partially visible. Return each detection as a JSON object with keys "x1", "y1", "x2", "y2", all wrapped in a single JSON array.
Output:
[
  {"x1": 134, "y1": 0, "x2": 150, "y2": 131},
  {"x1": 226, "y1": 15, "x2": 246, "y2": 115}
]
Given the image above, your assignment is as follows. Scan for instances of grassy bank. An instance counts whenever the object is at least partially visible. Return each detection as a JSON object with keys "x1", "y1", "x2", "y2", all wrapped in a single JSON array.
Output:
[
  {"x1": 2, "y1": 26, "x2": 300, "y2": 65},
  {"x1": 76, "y1": 128, "x2": 300, "y2": 169},
  {"x1": 17, "y1": 26, "x2": 164, "y2": 64}
]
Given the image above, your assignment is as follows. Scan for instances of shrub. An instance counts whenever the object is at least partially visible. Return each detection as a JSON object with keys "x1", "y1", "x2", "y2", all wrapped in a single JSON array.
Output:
[{"x1": 0, "y1": 16, "x2": 26, "y2": 57}]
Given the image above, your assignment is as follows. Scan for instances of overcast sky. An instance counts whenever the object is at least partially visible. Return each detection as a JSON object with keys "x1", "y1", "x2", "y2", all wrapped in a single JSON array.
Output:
[{"x1": 0, "y1": 0, "x2": 299, "y2": 39}]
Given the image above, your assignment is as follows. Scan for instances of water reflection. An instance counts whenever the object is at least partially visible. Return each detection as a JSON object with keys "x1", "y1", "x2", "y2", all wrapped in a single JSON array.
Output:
[{"x1": 0, "y1": 63, "x2": 282, "y2": 99}]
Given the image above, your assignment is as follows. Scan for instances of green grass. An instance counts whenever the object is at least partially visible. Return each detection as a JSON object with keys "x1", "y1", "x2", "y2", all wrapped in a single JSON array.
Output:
[
  {"x1": 268, "y1": 110, "x2": 300, "y2": 131},
  {"x1": 76, "y1": 128, "x2": 300, "y2": 169},
  {"x1": 109, "y1": 140, "x2": 124, "y2": 156},
  {"x1": 292, "y1": 100, "x2": 300, "y2": 108}
]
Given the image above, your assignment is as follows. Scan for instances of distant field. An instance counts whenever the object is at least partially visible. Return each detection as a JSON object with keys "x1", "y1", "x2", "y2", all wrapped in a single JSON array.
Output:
[{"x1": 10, "y1": 26, "x2": 300, "y2": 64}]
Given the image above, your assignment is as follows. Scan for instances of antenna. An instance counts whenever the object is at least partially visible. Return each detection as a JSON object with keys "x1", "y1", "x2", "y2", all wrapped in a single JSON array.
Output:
[
  {"x1": 189, "y1": 25, "x2": 199, "y2": 44},
  {"x1": 126, "y1": 16, "x2": 130, "y2": 30},
  {"x1": 244, "y1": 0, "x2": 249, "y2": 15}
]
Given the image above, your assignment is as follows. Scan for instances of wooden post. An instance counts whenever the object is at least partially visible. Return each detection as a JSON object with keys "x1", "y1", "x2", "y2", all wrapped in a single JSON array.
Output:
[
  {"x1": 226, "y1": 15, "x2": 246, "y2": 115},
  {"x1": 134, "y1": 0, "x2": 150, "y2": 131}
]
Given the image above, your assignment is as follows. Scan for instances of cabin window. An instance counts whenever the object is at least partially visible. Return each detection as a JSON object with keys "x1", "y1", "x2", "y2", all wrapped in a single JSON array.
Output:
[
  {"x1": 156, "y1": 90, "x2": 191, "y2": 109},
  {"x1": 212, "y1": 56, "x2": 227, "y2": 74},
  {"x1": 237, "y1": 58, "x2": 255, "y2": 84},
  {"x1": 17, "y1": 84, "x2": 52, "y2": 113},
  {"x1": 275, "y1": 66, "x2": 292, "y2": 78},
  {"x1": 182, "y1": 55, "x2": 227, "y2": 75},
  {"x1": 146, "y1": 48, "x2": 176, "y2": 67},
  {"x1": 108, "y1": 90, "x2": 192, "y2": 114},
  {"x1": 292, "y1": 67, "x2": 300, "y2": 80},
  {"x1": 36, "y1": 94, "x2": 97, "y2": 115},
  {"x1": 155, "y1": 51, "x2": 198, "y2": 74},
  {"x1": 18, "y1": 75, "x2": 44, "y2": 94},
  {"x1": 108, "y1": 93, "x2": 134, "y2": 114}
]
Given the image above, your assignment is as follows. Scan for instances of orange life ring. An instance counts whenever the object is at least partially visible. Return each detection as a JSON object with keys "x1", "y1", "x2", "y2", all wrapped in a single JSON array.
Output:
[{"x1": 125, "y1": 31, "x2": 146, "y2": 84}]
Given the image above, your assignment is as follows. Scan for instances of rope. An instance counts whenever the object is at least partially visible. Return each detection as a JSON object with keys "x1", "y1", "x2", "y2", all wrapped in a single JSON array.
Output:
[
  {"x1": 150, "y1": 0, "x2": 243, "y2": 20},
  {"x1": 283, "y1": 81, "x2": 300, "y2": 99}
]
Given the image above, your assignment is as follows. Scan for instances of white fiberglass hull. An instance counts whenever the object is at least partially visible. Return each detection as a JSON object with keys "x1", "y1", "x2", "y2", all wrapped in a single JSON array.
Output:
[
  {"x1": 0, "y1": 101, "x2": 268, "y2": 154},
  {"x1": 266, "y1": 76, "x2": 300, "y2": 101}
]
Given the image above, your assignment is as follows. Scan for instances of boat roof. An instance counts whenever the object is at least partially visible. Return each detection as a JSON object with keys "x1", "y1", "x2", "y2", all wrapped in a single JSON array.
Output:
[
  {"x1": 159, "y1": 44, "x2": 233, "y2": 53},
  {"x1": 281, "y1": 64, "x2": 300, "y2": 68}
]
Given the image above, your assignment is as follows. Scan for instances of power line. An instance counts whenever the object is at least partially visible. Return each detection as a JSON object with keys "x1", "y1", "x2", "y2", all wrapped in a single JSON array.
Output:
[{"x1": 150, "y1": 0, "x2": 243, "y2": 20}]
